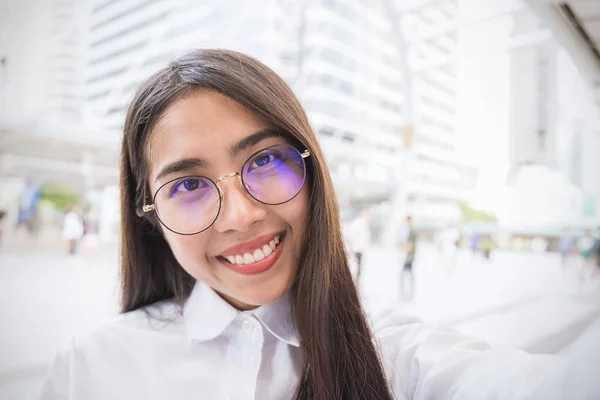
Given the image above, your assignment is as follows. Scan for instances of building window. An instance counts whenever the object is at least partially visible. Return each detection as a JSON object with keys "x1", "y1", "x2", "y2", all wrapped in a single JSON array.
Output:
[
  {"x1": 91, "y1": 13, "x2": 167, "y2": 48},
  {"x1": 93, "y1": 0, "x2": 122, "y2": 13},
  {"x1": 92, "y1": 0, "x2": 162, "y2": 31}
]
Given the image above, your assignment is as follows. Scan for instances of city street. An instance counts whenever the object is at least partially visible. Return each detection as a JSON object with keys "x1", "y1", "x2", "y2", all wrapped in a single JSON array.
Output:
[{"x1": 1, "y1": 245, "x2": 599, "y2": 400}]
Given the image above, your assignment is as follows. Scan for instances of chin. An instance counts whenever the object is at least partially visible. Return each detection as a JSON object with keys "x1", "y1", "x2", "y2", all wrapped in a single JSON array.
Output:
[
  {"x1": 231, "y1": 264, "x2": 295, "y2": 307},
  {"x1": 240, "y1": 285, "x2": 288, "y2": 307},
  {"x1": 237, "y1": 278, "x2": 291, "y2": 308}
]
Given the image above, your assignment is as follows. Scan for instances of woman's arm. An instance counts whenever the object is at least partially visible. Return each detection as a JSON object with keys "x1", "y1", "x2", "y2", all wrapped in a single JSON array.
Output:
[{"x1": 373, "y1": 309, "x2": 599, "y2": 400}]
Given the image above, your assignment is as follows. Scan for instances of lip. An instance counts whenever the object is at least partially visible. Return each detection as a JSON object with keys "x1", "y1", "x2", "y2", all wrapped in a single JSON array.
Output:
[
  {"x1": 219, "y1": 232, "x2": 282, "y2": 258},
  {"x1": 219, "y1": 233, "x2": 285, "y2": 276}
]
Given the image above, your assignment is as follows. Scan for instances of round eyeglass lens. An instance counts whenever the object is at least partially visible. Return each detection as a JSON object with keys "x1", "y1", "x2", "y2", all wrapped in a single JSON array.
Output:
[
  {"x1": 154, "y1": 176, "x2": 220, "y2": 234},
  {"x1": 242, "y1": 144, "x2": 307, "y2": 205}
]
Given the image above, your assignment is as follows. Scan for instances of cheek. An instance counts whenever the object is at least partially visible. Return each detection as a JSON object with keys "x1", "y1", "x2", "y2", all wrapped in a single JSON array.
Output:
[
  {"x1": 285, "y1": 188, "x2": 309, "y2": 242},
  {"x1": 163, "y1": 231, "x2": 210, "y2": 268}
]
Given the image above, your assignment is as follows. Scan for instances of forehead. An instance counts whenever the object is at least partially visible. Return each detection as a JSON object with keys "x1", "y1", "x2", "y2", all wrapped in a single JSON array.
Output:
[{"x1": 148, "y1": 90, "x2": 270, "y2": 175}]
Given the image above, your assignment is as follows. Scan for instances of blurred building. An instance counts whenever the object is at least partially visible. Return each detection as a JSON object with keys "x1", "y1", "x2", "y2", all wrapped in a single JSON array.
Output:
[
  {"x1": 83, "y1": 0, "x2": 286, "y2": 136},
  {"x1": 290, "y1": 0, "x2": 406, "y2": 210},
  {"x1": 0, "y1": 0, "x2": 118, "y2": 249},
  {"x1": 45, "y1": 0, "x2": 85, "y2": 124},
  {"x1": 0, "y1": 0, "x2": 83, "y2": 130},
  {"x1": 400, "y1": 0, "x2": 465, "y2": 226},
  {"x1": 300, "y1": 0, "x2": 467, "y2": 230},
  {"x1": 508, "y1": 10, "x2": 557, "y2": 170},
  {"x1": 12, "y1": 0, "x2": 599, "y2": 248},
  {"x1": 504, "y1": 4, "x2": 600, "y2": 230}
]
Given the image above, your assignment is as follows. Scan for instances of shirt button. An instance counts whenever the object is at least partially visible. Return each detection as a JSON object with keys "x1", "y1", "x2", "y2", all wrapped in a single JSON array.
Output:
[{"x1": 242, "y1": 319, "x2": 254, "y2": 332}]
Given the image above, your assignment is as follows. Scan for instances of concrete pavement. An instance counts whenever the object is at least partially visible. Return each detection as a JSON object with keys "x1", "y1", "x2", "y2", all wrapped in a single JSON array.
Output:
[
  {"x1": 358, "y1": 244, "x2": 600, "y2": 352},
  {"x1": 1, "y1": 245, "x2": 599, "y2": 399}
]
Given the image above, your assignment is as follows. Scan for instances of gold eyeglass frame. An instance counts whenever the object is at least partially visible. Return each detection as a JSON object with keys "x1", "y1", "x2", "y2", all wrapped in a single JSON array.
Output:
[{"x1": 141, "y1": 144, "x2": 310, "y2": 235}]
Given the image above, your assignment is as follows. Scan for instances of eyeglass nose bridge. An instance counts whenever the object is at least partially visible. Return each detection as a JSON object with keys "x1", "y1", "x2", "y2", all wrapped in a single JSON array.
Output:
[{"x1": 215, "y1": 172, "x2": 244, "y2": 198}]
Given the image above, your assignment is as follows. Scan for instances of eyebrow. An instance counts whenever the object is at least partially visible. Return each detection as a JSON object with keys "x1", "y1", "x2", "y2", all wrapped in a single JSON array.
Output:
[{"x1": 154, "y1": 128, "x2": 282, "y2": 183}]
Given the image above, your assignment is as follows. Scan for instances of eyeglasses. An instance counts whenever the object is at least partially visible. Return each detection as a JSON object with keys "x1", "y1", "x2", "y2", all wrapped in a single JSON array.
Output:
[{"x1": 143, "y1": 144, "x2": 310, "y2": 235}]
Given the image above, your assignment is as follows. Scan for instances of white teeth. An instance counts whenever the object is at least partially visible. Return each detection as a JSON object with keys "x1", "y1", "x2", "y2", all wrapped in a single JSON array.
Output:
[
  {"x1": 262, "y1": 244, "x2": 272, "y2": 257},
  {"x1": 253, "y1": 248, "x2": 266, "y2": 262},
  {"x1": 225, "y1": 235, "x2": 282, "y2": 265}
]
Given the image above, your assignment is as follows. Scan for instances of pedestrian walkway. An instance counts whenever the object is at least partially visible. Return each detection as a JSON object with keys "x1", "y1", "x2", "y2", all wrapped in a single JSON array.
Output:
[
  {"x1": 358, "y1": 244, "x2": 600, "y2": 353},
  {"x1": 1, "y1": 245, "x2": 599, "y2": 399},
  {"x1": 0, "y1": 250, "x2": 120, "y2": 400}
]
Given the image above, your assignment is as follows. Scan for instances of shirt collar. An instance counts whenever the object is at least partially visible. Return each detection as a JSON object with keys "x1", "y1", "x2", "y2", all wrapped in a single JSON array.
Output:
[
  {"x1": 251, "y1": 291, "x2": 300, "y2": 347},
  {"x1": 183, "y1": 280, "x2": 300, "y2": 347},
  {"x1": 183, "y1": 280, "x2": 238, "y2": 342}
]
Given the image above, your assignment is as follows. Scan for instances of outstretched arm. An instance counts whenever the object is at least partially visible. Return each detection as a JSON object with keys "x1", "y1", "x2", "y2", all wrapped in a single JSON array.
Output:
[{"x1": 373, "y1": 309, "x2": 600, "y2": 400}]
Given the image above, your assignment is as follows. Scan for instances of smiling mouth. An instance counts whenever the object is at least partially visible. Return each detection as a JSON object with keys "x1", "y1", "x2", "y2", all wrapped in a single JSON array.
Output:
[{"x1": 219, "y1": 234, "x2": 283, "y2": 266}]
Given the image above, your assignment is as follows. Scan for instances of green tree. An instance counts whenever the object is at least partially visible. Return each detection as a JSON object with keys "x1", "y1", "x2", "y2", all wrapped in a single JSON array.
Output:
[
  {"x1": 39, "y1": 185, "x2": 81, "y2": 212},
  {"x1": 459, "y1": 201, "x2": 497, "y2": 222}
]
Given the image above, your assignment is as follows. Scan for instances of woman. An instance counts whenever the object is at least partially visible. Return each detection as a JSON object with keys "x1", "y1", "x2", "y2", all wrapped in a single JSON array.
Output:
[
  {"x1": 62, "y1": 205, "x2": 84, "y2": 256},
  {"x1": 578, "y1": 228, "x2": 597, "y2": 282},
  {"x1": 40, "y1": 49, "x2": 595, "y2": 400},
  {"x1": 344, "y1": 209, "x2": 372, "y2": 282},
  {"x1": 596, "y1": 228, "x2": 600, "y2": 268},
  {"x1": 0, "y1": 210, "x2": 5, "y2": 250}
]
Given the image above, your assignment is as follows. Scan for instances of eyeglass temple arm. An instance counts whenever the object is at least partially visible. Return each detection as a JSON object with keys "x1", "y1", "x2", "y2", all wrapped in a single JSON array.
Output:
[{"x1": 142, "y1": 149, "x2": 310, "y2": 213}]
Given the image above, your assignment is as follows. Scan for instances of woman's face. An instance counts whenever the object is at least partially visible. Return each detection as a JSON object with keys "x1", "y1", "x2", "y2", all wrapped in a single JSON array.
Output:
[{"x1": 147, "y1": 90, "x2": 309, "y2": 310}]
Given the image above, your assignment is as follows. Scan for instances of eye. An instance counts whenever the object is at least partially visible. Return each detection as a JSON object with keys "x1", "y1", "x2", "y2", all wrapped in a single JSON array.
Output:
[
  {"x1": 182, "y1": 179, "x2": 200, "y2": 191},
  {"x1": 250, "y1": 153, "x2": 277, "y2": 169},
  {"x1": 170, "y1": 177, "x2": 207, "y2": 196}
]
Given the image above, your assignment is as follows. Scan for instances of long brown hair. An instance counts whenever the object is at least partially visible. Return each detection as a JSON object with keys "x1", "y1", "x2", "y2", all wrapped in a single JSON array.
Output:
[{"x1": 120, "y1": 49, "x2": 394, "y2": 400}]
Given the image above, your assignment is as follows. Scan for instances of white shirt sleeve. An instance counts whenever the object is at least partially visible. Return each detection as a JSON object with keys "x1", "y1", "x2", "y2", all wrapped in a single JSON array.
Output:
[
  {"x1": 373, "y1": 309, "x2": 575, "y2": 400},
  {"x1": 39, "y1": 339, "x2": 95, "y2": 400}
]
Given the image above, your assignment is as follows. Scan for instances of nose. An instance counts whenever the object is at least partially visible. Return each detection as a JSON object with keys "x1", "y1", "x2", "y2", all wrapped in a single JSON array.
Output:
[{"x1": 212, "y1": 173, "x2": 267, "y2": 233}]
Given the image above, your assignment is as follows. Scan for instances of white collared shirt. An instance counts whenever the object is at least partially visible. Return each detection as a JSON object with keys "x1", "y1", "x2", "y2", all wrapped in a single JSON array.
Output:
[{"x1": 39, "y1": 281, "x2": 595, "y2": 400}]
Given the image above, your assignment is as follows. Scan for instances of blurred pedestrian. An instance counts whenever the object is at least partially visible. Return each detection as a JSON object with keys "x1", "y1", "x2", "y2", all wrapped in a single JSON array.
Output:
[
  {"x1": 0, "y1": 210, "x2": 6, "y2": 251},
  {"x1": 398, "y1": 216, "x2": 417, "y2": 300},
  {"x1": 16, "y1": 181, "x2": 41, "y2": 235},
  {"x1": 344, "y1": 209, "x2": 372, "y2": 283},
  {"x1": 62, "y1": 205, "x2": 84, "y2": 256},
  {"x1": 577, "y1": 228, "x2": 597, "y2": 282},
  {"x1": 470, "y1": 232, "x2": 481, "y2": 256},
  {"x1": 590, "y1": 228, "x2": 600, "y2": 277},
  {"x1": 531, "y1": 236, "x2": 548, "y2": 253},
  {"x1": 558, "y1": 229, "x2": 575, "y2": 267},
  {"x1": 480, "y1": 234, "x2": 495, "y2": 260},
  {"x1": 80, "y1": 210, "x2": 100, "y2": 257},
  {"x1": 578, "y1": 229, "x2": 596, "y2": 261},
  {"x1": 595, "y1": 228, "x2": 600, "y2": 269}
]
